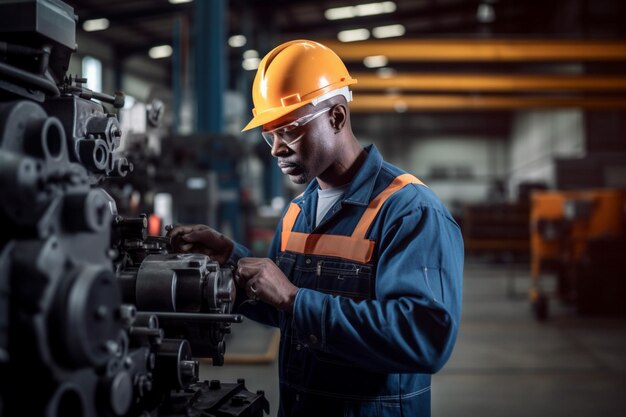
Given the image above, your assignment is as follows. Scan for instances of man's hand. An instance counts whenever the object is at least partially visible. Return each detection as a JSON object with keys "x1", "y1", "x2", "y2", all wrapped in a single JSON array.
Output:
[
  {"x1": 236, "y1": 258, "x2": 298, "y2": 313},
  {"x1": 165, "y1": 224, "x2": 234, "y2": 265}
]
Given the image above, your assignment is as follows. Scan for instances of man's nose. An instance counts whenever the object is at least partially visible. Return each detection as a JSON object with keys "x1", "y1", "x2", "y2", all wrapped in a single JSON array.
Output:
[{"x1": 270, "y1": 135, "x2": 289, "y2": 157}]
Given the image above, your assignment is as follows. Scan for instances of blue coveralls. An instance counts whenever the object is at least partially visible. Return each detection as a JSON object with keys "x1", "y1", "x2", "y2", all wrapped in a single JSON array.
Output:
[{"x1": 231, "y1": 144, "x2": 464, "y2": 417}]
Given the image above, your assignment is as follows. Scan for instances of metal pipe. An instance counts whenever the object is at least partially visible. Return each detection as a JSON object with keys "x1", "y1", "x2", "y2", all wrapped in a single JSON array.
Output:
[
  {"x1": 138, "y1": 312, "x2": 243, "y2": 323},
  {"x1": 0, "y1": 61, "x2": 60, "y2": 96}
]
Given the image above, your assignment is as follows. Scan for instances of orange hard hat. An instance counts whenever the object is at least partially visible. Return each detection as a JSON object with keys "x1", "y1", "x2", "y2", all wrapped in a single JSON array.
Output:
[{"x1": 241, "y1": 39, "x2": 357, "y2": 132}]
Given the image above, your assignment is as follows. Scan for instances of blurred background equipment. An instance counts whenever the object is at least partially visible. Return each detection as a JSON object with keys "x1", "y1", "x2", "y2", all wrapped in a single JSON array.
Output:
[
  {"x1": 530, "y1": 189, "x2": 626, "y2": 320},
  {"x1": 109, "y1": 99, "x2": 245, "y2": 243},
  {"x1": 0, "y1": 1, "x2": 268, "y2": 416}
]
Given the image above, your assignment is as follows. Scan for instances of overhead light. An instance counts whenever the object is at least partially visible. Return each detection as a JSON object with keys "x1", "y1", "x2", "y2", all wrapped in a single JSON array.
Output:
[
  {"x1": 325, "y1": 1, "x2": 396, "y2": 20},
  {"x1": 325, "y1": 6, "x2": 356, "y2": 20},
  {"x1": 82, "y1": 18, "x2": 109, "y2": 32},
  {"x1": 372, "y1": 24, "x2": 405, "y2": 39},
  {"x1": 376, "y1": 67, "x2": 397, "y2": 78},
  {"x1": 186, "y1": 177, "x2": 207, "y2": 189},
  {"x1": 363, "y1": 55, "x2": 388, "y2": 68},
  {"x1": 338, "y1": 28, "x2": 370, "y2": 42},
  {"x1": 149, "y1": 45, "x2": 173, "y2": 59},
  {"x1": 477, "y1": 3, "x2": 495, "y2": 23},
  {"x1": 229, "y1": 35, "x2": 247, "y2": 48},
  {"x1": 394, "y1": 100, "x2": 408, "y2": 113},
  {"x1": 355, "y1": 1, "x2": 396, "y2": 16},
  {"x1": 242, "y1": 49, "x2": 260, "y2": 70},
  {"x1": 242, "y1": 58, "x2": 260, "y2": 71},
  {"x1": 168, "y1": 0, "x2": 193, "y2": 4},
  {"x1": 243, "y1": 49, "x2": 259, "y2": 59}
]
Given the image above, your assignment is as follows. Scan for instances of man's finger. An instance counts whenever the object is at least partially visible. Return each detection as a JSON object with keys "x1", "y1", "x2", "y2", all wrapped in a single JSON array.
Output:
[
  {"x1": 237, "y1": 259, "x2": 255, "y2": 275},
  {"x1": 181, "y1": 230, "x2": 204, "y2": 243},
  {"x1": 183, "y1": 229, "x2": 217, "y2": 244},
  {"x1": 237, "y1": 264, "x2": 261, "y2": 285},
  {"x1": 246, "y1": 278, "x2": 260, "y2": 301},
  {"x1": 167, "y1": 225, "x2": 192, "y2": 238},
  {"x1": 238, "y1": 257, "x2": 265, "y2": 267},
  {"x1": 236, "y1": 264, "x2": 251, "y2": 280},
  {"x1": 178, "y1": 243, "x2": 194, "y2": 252},
  {"x1": 233, "y1": 270, "x2": 244, "y2": 287}
]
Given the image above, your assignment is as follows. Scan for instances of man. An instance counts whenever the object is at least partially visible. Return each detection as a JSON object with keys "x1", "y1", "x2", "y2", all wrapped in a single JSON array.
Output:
[{"x1": 168, "y1": 39, "x2": 464, "y2": 417}]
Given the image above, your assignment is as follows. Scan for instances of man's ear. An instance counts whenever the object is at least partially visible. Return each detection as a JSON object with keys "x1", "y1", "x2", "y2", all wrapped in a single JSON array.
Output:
[{"x1": 329, "y1": 104, "x2": 347, "y2": 132}]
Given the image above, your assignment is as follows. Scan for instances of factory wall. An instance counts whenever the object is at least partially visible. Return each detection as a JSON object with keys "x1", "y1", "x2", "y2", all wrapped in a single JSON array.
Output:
[
  {"x1": 507, "y1": 110, "x2": 586, "y2": 199},
  {"x1": 361, "y1": 134, "x2": 508, "y2": 214},
  {"x1": 69, "y1": 33, "x2": 116, "y2": 94},
  {"x1": 69, "y1": 33, "x2": 171, "y2": 107}
]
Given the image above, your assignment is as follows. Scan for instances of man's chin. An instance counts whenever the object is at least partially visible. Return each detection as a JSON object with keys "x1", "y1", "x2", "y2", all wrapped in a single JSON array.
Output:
[{"x1": 287, "y1": 173, "x2": 308, "y2": 184}]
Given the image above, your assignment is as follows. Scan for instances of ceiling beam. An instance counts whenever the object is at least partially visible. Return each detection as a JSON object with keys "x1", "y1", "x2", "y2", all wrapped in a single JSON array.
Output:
[
  {"x1": 350, "y1": 94, "x2": 626, "y2": 112},
  {"x1": 319, "y1": 39, "x2": 626, "y2": 62},
  {"x1": 351, "y1": 73, "x2": 626, "y2": 92}
]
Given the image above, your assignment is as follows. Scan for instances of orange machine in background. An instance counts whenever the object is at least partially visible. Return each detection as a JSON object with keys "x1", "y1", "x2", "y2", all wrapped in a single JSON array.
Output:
[{"x1": 530, "y1": 189, "x2": 626, "y2": 320}]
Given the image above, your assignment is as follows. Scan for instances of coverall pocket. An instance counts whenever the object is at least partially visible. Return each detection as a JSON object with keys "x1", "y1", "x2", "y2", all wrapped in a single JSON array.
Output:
[
  {"x1": 276, "y1": 253, "x2": 296, "y2": 276},
  {"x1": 315, "y1": 260, "x2": 372, "y2": 300}
]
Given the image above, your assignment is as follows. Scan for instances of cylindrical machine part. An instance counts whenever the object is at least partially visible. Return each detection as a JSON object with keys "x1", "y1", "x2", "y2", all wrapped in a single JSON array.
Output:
[
  {"x1": 117, "y1": 269, "x2": 138, "y2": 304},
  {"x1": 140, "y1": 312, "x2": 243, "y2": 323},
  {"x1": 0, "y1": 151, "x2": 41, "y2": 223},
  {"x1": 135, "y1": 268, "x2": 177, "y2": 311},
  {"x1": 24, "y1": 116, "x2": 65, "y2": 160},
  {"x1": 53, "y1": 266, "x2": 123, "y2": 368},
  {"x1": 77, "y1": 138, "x2": 109, "y2": 172},
  {"x1": 45, "y1": 383, "x2": 87, "y2": 417},
  {"x1": 153, "y1": 339, "x2": 197, "y2": 390},
  {"x1": 134, "y1": 313, "x2": 159, "y2": 329},
  {"x1": 117, "y1": 304, "x2": 136, "y2": 327},
  {"x1": 86, "y1": 113, "x2": 121, "y2": 144},
  {"x1": 110, "y1": 156, "x2": 132, "y2": 177},
  {"x1": 174, "y1": 269, "x2": 204, "y2": 312},
  {"x1": 179, "y1": 360, "x2": 199, "y2": 386},
  {"x1": 132, "y1": 254, "x2": 235, "y2": 314},
  {"x1": 97, "y1": 371, "x2": 133, "y2": 417},
  {"x1": 62, "y1": 188, "x2": 112, "y2": 233},
  {"x1": 129, "y1": 327, "x2": 164, "y2": 339},
  {"x1": 117, "y1": 215, "x2": 148, "y2": 241}
]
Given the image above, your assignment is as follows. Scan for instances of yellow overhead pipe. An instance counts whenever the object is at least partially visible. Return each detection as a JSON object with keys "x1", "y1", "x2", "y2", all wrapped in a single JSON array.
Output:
[
  {"x1": 350, "y1": 94, "x2": 626, "y2": 112},
  {"x1": 319, "y1": 39, "x2": 626, "y2": 62},
  {"x1": 351, "y1": 73, "x2": 626, "y2": 92}
]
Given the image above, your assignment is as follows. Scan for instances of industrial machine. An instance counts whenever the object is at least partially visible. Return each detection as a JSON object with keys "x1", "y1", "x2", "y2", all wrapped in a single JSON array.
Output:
[
  {"x1": 529, "y1": 189, "x2": 626, "y2": 320},
  {"x1": 0, "y1": 1, "x2": 268, "y2": 416}
]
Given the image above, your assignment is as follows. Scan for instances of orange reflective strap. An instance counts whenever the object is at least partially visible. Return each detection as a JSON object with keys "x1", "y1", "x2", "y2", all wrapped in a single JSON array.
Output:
[
  {"x1": 284, "y1": 232, "x2": 375, "y2": 264},
  {"x1": 280, "y1": 174, "x2": 424, "y2": 263},
  {"x1": 281, "y1": 203, "x2": 302, "y2": 252},
  {"x1": 352, "y1": 174, "x2": 424, "y2": 240}
]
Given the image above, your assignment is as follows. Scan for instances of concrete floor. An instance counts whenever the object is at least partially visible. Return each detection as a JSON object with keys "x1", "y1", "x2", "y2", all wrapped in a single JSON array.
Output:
[{"x1": 200, "y1": 260, "x2": 626, "y2": 417}]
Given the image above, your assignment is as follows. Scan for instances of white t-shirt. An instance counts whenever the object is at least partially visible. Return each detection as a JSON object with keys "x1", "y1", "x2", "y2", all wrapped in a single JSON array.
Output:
[{"x1": 316, "y1": 183, "x2": 350, "y2": 227}]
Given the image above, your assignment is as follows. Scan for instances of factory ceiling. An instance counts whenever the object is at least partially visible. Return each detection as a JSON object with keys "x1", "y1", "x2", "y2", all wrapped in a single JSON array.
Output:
[{"x1": 67, "y1": 0, "x2": 626, "y2": 138}]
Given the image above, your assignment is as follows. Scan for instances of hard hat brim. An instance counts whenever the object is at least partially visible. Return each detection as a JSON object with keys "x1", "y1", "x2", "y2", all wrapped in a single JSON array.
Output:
[
  {"x1": 241, "y1": 100, "x2": 311, "y2": 132},
  {"x1": 241, "y1": 82, "x2": 357, "y2": 133}
]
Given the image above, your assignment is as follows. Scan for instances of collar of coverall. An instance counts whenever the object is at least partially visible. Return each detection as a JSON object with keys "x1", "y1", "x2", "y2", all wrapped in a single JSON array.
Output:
[{"x1": 296, "y1": 144, "x2": 383, "y2": 208}]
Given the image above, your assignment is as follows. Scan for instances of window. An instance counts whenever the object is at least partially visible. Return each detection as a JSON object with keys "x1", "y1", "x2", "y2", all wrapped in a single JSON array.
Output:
[{"x1": 81, "y1": 56, "x2": 102, "y2": 93}]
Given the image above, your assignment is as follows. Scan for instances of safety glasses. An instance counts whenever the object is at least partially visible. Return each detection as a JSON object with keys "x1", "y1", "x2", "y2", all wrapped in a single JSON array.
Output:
[{"x1": 261, "y1": 106, "x2": 331, "y2": 149}]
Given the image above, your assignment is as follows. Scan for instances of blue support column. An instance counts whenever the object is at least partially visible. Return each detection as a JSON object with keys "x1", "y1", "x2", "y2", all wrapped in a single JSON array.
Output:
[
  {"x1": 194, "y1": 0, "x2": 226, "y2": 134},
  {"x1": 264, "y1": 159, "x2": 284, "y2": 203},
  {"x1": 191, "y1": 0, "x2": 243, "y2": 242}
]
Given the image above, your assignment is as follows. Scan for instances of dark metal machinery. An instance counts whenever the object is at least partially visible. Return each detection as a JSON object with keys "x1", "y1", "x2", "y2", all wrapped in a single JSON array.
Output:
[{"x1": 0, "y1": 1, "x2": 268, "y2": 416}]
